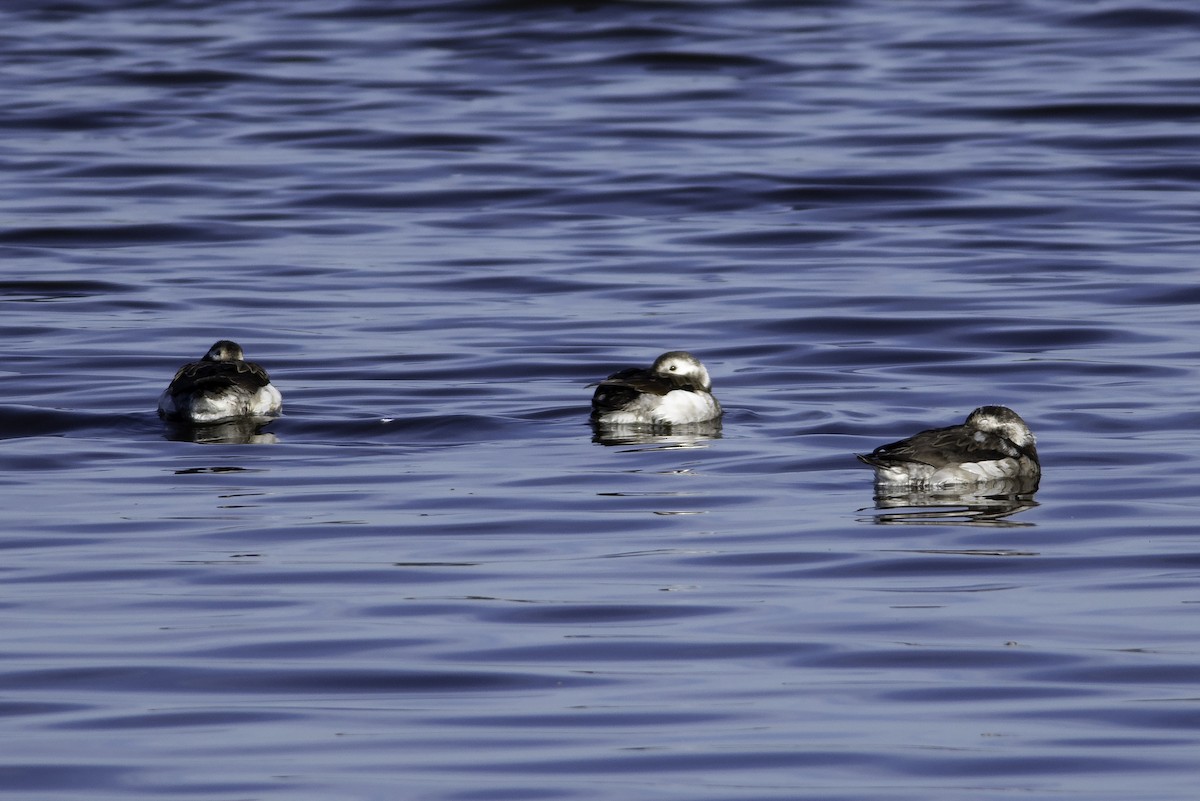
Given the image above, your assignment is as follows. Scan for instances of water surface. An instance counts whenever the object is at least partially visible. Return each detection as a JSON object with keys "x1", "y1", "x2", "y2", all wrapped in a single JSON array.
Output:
[{"x1": 3, "y1": 2, "x2": 1200, "y2": 799}]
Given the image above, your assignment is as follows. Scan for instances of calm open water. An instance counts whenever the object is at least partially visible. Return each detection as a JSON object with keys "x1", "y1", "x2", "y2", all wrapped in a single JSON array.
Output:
[{"x1": 3, "y1": 1, "x2": 1200, "y2": 799}]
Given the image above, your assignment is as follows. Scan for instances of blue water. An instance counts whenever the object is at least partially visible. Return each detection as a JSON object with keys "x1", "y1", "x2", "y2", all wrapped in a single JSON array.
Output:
[{"x1": 3, "y1": 2, "x2": 1200, "y2": 799}]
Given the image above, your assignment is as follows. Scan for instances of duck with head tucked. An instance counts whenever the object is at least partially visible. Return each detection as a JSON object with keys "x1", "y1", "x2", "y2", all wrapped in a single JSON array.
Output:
[
  {"x1": 857, "y1": 405, "x2": 1039, "y2": 488},
  {"x1": 590, "y1": 351, "x2": 721, "y2": 426},
  {"x1": 158, "y1": 340, "x2": 282, "y2": 425}
]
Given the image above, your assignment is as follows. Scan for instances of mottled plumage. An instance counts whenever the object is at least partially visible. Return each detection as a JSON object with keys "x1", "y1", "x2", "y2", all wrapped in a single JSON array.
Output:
[
  {"x1": 590, "y1": 351, "x2": 721, "y2": 426},
  {"x1": 158, "y1": 340, "x2": 282, "y2": 424},
  {"x1": 857, "y1": 405, "x2": 1039, "y2": 488}
]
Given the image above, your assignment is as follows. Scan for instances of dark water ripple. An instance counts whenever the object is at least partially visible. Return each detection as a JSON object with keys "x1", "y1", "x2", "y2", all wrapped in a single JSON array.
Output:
[{"x1": 3, "y1": 1, "x2": 1200, "y2": 799}]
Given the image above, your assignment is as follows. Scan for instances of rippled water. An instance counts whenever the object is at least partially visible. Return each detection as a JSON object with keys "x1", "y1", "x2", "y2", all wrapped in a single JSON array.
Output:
[{"x1": 3, "y1": 2, "x2": 1200, "y2": 799}]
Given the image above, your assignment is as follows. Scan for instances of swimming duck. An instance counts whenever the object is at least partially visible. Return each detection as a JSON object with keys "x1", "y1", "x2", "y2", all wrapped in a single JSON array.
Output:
[
  {"x1": 158, "y1": 340, "x2": 282, "y2": 424},
  {"x1": 857, "y1": 405, "x2": 1039, "y2": 487},
  {"x1": 590, "y1": 351, "x2": 721, "y2": 426}
]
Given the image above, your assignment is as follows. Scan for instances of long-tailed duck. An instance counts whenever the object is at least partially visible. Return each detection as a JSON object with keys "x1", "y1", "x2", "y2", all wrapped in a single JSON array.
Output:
[
  {"x1": 590, "y1": 351, "x2": 721, "y2": 426},
  {"x1": 158, "y1": 340, "x2": 282, "y2": 424},
  {"x1": 857, "y1": 405, "x2": 1039, "y2": 487}
]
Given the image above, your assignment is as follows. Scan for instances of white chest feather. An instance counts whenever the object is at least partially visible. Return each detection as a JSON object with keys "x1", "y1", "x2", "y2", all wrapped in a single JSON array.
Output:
[
  {"x1": 875, "y1": 457, "x2": 1027, "y2": 488},
  {"x1": 159, "y1": 384, "x2": 282, "y2": 424},
  {"x1": 598, "y1": 389, "x2": 721, "y2": 426}
]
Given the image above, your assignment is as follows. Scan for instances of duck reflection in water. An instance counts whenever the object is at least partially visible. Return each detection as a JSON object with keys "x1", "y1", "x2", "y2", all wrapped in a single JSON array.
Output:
[
  {"x1": 856, "y1": 406, "x2": 1040, "y2": 525},
  {"x1": 865, "y1": 476, "x2": 1039, "y2": 526},
  {"x1": 162, "y1": 417, "x2": 279, "y2": 445},
  {"x1": 591, "y1": 419, "x2": 723, "y2": 449}
]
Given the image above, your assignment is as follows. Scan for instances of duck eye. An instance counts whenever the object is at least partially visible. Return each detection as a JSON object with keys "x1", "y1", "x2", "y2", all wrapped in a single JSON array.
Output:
[{"x1": 669, "y1": 365, "x2": 677, "y2": 371}]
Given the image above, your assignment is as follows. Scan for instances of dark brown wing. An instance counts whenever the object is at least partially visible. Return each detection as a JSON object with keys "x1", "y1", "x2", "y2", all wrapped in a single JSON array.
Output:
[
  {"x1": 596, "y1": 366, "x2": 702, "y2": 395},
  {"x1": 169, "y1": 359, "x2": 271, "y2": 395},
  {"x1": 858, "y1": 424, "x2": 1020, "y2": 469},
  {"x1": 590, "y1": 366, "x2": 701, "y2": 415}
]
